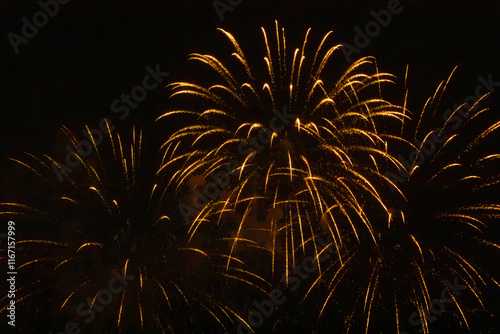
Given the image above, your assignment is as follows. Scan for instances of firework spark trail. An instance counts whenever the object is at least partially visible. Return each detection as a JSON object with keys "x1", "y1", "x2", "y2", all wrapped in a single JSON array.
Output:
[{"x1": 385, "y1": 71, "x2": 499, "y2": 190}]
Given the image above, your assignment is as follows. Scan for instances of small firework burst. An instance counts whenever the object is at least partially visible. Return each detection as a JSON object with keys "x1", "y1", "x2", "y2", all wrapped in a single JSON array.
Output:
[{"x1": 0, "y1": 123, "x2": 269, "y2": 333}]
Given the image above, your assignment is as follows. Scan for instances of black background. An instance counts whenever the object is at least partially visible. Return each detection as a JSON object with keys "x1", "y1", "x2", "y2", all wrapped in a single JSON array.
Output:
[{"x1": 1, "y1": 0, "x2": 499, "y2": 332}]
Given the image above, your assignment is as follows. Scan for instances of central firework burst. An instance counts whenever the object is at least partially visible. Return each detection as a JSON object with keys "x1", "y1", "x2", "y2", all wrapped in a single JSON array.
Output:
[{"x1": 158, "y1": 21, "x2": 407, "y2": 277}]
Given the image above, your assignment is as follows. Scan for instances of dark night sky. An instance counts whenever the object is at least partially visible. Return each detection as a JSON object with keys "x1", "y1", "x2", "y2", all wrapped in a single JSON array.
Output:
[
  {"x1": 1, "y1": 1, "x2": 499, "y2": 170},
  {"x1": 0, "y1": 0, "x2": 500, "y2": 332}
]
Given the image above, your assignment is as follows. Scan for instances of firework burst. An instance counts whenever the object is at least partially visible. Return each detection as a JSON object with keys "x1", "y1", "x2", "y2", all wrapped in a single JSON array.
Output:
[
  {"x1": 307, "y1": 68, "x2": 500, "y2": 334},
  {"x1": 158, "y1": 21, "x2": 408, "y2": 279},
  {"x1": 0, "y1": 123, "x2": 269, "y2": 333}
]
